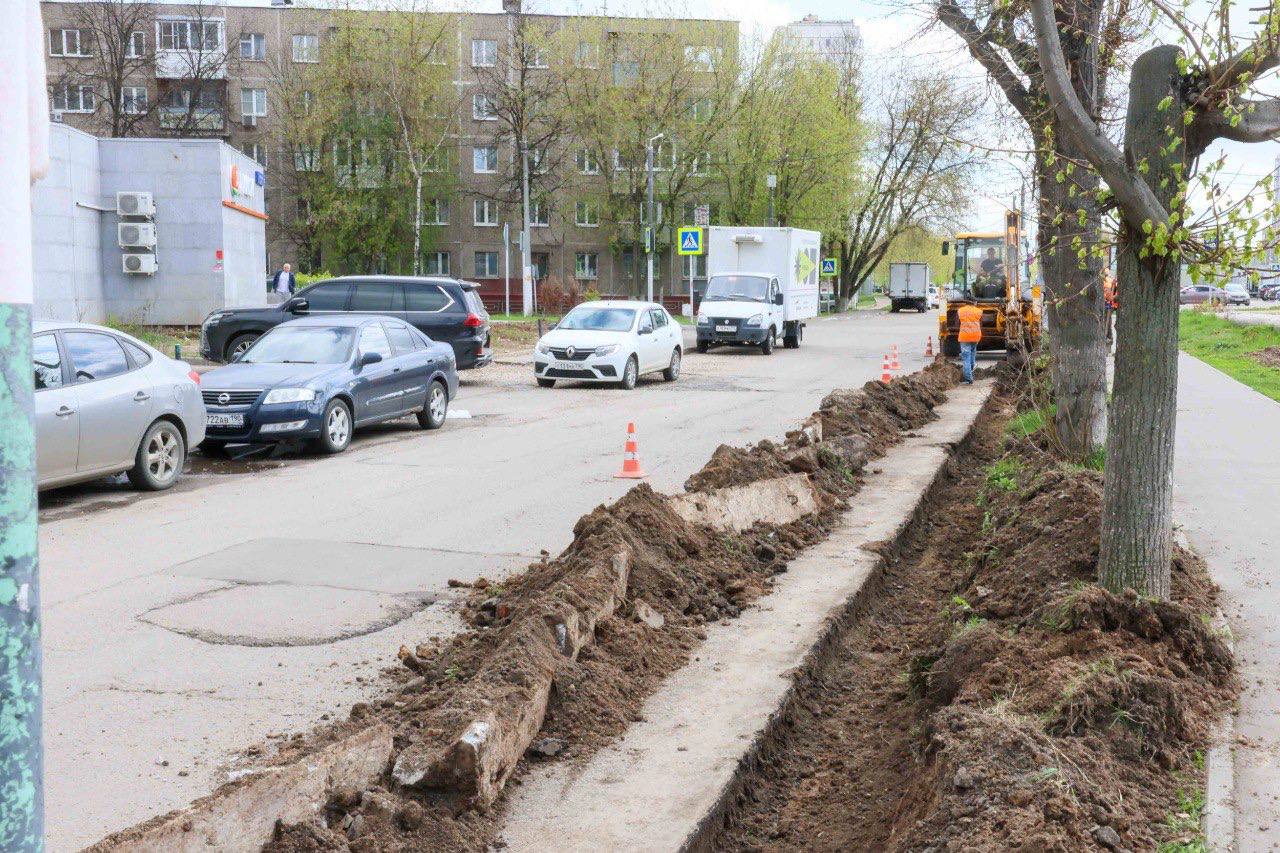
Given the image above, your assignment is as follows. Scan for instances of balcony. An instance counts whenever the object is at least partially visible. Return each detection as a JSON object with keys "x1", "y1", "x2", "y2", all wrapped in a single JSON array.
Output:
[
  {"x1": 158, "y1": 106, "x2": 225, "y2": 134},
  {"x1": 155, "y1": 48, "x2": 228, "y2": 80}
]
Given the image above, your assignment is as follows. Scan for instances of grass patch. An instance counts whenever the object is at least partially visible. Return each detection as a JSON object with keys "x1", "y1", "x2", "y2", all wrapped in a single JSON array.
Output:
[
  {"x1": 1179, "y1": 311, "x2": 1280, "y2": 402},
  {"x1": 102, "y1": 317, "x2": 198, "y2": 357},
  {"x1": 984, "y1": 457, "x2": 1023, "y2": 493},
  {"x1": 1006, "y1": 405, "x2": 1052, "y2": 440},
  {"x1": 1157, "y1": 788, "x2": 1207, "y2": 853}
]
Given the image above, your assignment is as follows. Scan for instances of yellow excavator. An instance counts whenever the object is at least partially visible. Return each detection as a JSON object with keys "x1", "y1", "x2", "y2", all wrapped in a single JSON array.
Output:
[{"x1": 938, "y1": 211, "x2": 1041, "y2": 359}]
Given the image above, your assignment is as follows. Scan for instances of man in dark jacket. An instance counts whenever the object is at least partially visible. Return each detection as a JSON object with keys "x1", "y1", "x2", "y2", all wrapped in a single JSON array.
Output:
[{"x1": 270, "y1": 263, "x2": 295, "y2": 302}]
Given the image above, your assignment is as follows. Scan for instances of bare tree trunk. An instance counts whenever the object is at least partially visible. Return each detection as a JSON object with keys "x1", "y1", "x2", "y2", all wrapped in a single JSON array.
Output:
[
  {"x1": 412, "y1": 172, "x2": 423, "y2": 276},
  {"x1": 1098, "y1": 45, "x2": 1184, "y2": 597}
]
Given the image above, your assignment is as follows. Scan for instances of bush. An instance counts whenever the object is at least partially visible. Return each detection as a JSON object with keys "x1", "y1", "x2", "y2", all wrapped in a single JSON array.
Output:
[
  {"x1": 295, "y1": 270, "x2": 335, "y2": 290},
  {"x1": 583, "y1": 288, "x2": 601, "y2": 302},
  {"x1": 538, "y1": 276, "x2": 581, "y2": 314}
]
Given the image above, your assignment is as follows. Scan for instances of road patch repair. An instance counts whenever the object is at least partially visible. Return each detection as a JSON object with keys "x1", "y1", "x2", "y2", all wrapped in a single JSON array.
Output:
[{"x1": 88, "y1": 362, "x2": 1237, "y2": 852}]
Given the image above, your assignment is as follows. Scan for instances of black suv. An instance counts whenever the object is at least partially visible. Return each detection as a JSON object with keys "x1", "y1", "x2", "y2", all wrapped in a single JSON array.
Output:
[{"x1": 200, "y1": 276, "x2": 492, "y2": 368}]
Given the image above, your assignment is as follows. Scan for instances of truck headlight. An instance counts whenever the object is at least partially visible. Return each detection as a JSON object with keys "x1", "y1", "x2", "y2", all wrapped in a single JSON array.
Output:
[
  {"x1": 262, "y1": 387, "x2": 316, "y2": 405},
  {"x1": 745, "y1": 314, "x2": 763, "y2": 326},
  {"x1": 594, "y1": 344, "x2": 619, "y2": 356}
]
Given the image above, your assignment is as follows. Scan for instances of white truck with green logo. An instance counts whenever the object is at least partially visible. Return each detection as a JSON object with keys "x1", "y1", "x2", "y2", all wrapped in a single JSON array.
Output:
[{"x1": 697, "y1": 226, "x2": 822, "y2": 354}]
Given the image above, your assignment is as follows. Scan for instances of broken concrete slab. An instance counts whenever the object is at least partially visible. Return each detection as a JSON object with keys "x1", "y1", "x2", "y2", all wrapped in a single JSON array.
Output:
[
  {"x1": 89, "y1": 725, "x2": 392, "y2": 853},
  {"x1": 668, "y1": 473, "x2": 820, "y2": 532},
  {"x1": 497, "y1": 380, "x2": 995, "y2": 852}
]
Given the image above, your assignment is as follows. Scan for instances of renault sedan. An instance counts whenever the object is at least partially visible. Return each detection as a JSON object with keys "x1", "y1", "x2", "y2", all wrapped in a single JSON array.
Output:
[
  {"x1": 200, "y1": 315, "x2": 458, "y2": 454},
  {"x1": 532, "y1": 301, "x2": 682, "y2": 389}
]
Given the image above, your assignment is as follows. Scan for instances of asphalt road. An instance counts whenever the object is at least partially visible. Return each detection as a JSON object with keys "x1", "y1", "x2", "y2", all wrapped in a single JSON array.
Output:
[{"x1": 39, "y1": 309, "x2": 937, "y2": 851}]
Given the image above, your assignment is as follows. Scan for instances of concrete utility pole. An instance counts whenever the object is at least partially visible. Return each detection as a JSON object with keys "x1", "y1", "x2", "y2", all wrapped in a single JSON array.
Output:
[
  {"x1": 767, "y1": 173, "x2": 777, "y2": 227},
  {"x1": 521, "y1": 147, "x2": 533, "y2": 315},
  {"x1": 646, "y1": 132, "x2": 664, "y2": 303},
  {"x1": 0, "y1": 4, "x2": 49, "y2": 848},
  {"x1": 503, "y1": 221, "x2": 510, "y2": 316}
]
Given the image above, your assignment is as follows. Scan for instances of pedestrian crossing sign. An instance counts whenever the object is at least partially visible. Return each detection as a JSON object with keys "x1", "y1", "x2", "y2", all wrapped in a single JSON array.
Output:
[
  {"x1": 678, "y1": 227, "x2": 704, "y2": 256},
  {"x1": 821, "y1": 258, "x2": 839, "y2": 277}
]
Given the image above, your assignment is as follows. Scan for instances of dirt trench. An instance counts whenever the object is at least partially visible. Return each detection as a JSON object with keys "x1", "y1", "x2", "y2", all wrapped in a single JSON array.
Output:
[{"x1": 702, "y1": 387, "x2": 1237, "y2": 852}]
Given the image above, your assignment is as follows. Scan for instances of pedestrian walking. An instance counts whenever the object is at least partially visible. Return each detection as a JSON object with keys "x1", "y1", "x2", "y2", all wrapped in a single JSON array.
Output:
[
  {"x1": 269, "y1": 262, "x2": 295, "y2": 304},
  {"x1": 957, "y1": 302, "x2": 983, "y2": 384}
]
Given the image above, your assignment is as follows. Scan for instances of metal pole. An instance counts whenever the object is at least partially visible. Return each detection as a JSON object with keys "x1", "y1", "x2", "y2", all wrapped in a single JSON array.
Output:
[
  {"x1": 766, "y1": 173, "x2": 777, "y2": 227},
  {"x1": 520, "y1": 148, "x2": 533, "y2": 316},
  {"x1": 1, "y1": 7, "x2": 46, "y2": 845},
  {"x1": 502, "y1": 222, "x2": 510, "y2": 316},
  {"x1": 645, "y1": 141, "x2": 655, "y2": 303}
]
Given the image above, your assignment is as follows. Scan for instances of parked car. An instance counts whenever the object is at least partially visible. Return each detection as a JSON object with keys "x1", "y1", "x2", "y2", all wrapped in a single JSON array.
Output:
[
  {"x1": 1259, "y1": 282, "x2": 1280, "y2": 300},
  {"x1": 533, "y1": 301, "x2": 682, "y2": 389},
  {"x1": 927, "y1": 285, "x2": 941, "y2": 309},
  {"x1": 200, "y1": 315, "x2": 457, "y2": 454},
  {"x1": 200, "y1": 276, "x2": 492, "y2": 369},
  {"x1": 1179, "y1": 285, "x2": 1225, "y2": 305},
  {"x1": 34, "y1": 321, "x2": 205, "y2": 491},
  {"x1": 1224, "y1": 282, "x2": 1252, "y2": 305}
]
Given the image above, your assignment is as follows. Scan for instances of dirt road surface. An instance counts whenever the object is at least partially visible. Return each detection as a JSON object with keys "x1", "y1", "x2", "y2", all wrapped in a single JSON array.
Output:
[{"x1": 40, "y1": 310, "x2": 938, "y2": 850}]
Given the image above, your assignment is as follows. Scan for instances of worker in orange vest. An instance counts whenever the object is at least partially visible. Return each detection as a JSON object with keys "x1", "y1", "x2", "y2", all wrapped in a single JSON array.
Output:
[{"x1": 957, "y1": 303, "x2": 983, "y2": 384}]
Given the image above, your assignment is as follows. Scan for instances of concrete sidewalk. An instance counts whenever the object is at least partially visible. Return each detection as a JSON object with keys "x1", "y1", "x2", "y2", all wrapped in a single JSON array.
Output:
[{"x1": 1174, "y1": 353, "x2": 1280, "y2": 851}]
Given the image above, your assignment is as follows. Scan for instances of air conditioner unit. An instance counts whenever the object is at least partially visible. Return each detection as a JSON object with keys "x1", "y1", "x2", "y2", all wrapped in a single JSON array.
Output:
[
  {"x1": 242, "y1": 114, "x2": 258, "y2": 128},
  {"x1": 122, "y1": 253, "x2": 158, "y2": 275},
  {"x1": 51, "y1": 110, "x2": 64, "y2": 123},
  {"x1": 116, "y1": 191, "x2": 155, "y2": 217},
  {"x1": 118, "y1": 222, "x2": 157, "y2": 248}
]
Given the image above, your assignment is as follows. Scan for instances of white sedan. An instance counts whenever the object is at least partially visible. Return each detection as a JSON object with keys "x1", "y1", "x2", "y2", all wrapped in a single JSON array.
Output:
[{"x1": 533, "y1": 301, "x2": 683, "y2": 389}]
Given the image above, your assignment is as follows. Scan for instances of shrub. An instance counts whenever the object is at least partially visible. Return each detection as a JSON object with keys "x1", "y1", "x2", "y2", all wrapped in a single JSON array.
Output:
[{"x1": 538, "y1": 276, "x2": 581, "y2": 314}]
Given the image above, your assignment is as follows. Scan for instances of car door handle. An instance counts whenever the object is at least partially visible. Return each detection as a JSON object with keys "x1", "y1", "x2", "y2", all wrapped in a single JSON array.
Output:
[
  {"x1": 392, "y1": 367, "x2": 402, "y2": 373},
  {"x1": 133, "y1": 391, "x2": 151, "y2": 402},
  {"x1": 55, "y1": 405, "x2": 75, "y2": 418}
]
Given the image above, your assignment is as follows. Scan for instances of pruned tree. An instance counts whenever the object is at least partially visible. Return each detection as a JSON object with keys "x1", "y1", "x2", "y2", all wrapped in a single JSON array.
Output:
[
  {"x1": 52, "y1": 0, "x2": 156, "y2": 136},
  {"x1": 1029, "y1": 0, "x2": 1280, "y2": 596}
]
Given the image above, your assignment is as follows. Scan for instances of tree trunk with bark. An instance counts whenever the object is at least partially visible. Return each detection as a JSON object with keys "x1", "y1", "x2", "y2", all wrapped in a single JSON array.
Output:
[{"x1": 1098, "y1": 45, "x2": 1185, "y2": 597}]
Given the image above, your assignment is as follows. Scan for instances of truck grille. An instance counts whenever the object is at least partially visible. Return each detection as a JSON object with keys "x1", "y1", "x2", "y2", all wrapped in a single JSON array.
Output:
[{"x1": 202, "y1": 389, "x2": 261, "y2": 407}]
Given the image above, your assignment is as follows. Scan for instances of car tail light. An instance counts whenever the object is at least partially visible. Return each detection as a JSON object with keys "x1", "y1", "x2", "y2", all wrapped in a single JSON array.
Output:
[
  {"x1": 188, "y1": 370, "x2": 201, "y2": 385},
  {"x1": 464, "y1": 312, "x2": 484, "y2": 328}
]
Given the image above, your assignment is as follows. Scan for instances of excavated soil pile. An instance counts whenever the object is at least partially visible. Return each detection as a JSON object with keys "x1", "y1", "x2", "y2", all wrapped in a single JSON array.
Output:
[
  {"x1": 713, "y1": 390, "x2": 1237, "y2": 853},
  {"x1": 244, "y1": 363, "x2": 962, "y2": 852}
]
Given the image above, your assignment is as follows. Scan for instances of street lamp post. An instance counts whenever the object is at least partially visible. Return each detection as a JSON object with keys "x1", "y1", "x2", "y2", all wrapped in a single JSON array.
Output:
[
  {"x1": 521, "y1": 147, "x2": 533, "y2": 315},
  {"x1": 645, "y1": 132, "x2": 664, "y2": 303},
  {"x1": 766, "y1": 173, "x2": 777, "y2": 227}
]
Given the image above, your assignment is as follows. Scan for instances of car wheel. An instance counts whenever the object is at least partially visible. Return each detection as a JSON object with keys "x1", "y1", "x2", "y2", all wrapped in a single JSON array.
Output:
[
  {"x1": 127, "y1": 420, "x2": 185, "y2": 491},
  {"x1": 761, "y1": 329, "x2": 775, "y2": 355},
  {"x1": 315, "y1": 399, "x2": 352, "y2": 454},
  {"x1": 416, "y1": 380, "x2": 448, "y2": 430},
  {"x1": 663, "y1": 348, "x2": 681, "y2": 381},
  {"x1": 224, "y1": 333, "x2": 259, "y2": 362},
  {"x1": 620, "y1": 355, "x2": 638, "y2": 390},
  {"x1": 696, "y1": 341, "x2": 709, "y2": 354},
  {"x1": 536, "y1": 377, "x2": 556, "y2": 388}
]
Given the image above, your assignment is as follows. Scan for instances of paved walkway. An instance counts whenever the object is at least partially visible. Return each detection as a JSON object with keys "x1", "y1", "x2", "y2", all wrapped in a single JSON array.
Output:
[{"x1": 1174, "y1": 352, "x2": 1280, "y2": 851}]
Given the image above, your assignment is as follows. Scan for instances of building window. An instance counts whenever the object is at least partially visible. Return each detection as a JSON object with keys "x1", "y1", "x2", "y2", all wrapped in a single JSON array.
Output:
[
  {"x1": 612, "y1": 59, "x2": 639, "y2": 85},
  {"x1": 530, "y1": 197, "x2": 549, "y2": 227},
  {"x1": 426, "y1": 198, "x2": 448, "y2": 225},
  {"x1": 292, "y1": 34, "x2": 319, "y2": 63},
  {"x1": 127, "y1": 30, "x2": 146, "y2": 58},
  {"x1": 121, "y1": 86, "x2": 148, "y2": 114},
  {"x1": 574, "y1": 41, "x2": 599, "y2": 68},
  {"x1": 687, "y1": 96, "x2": 711, "y2": 121},
  {"x1": 425, "y1": 148, "x2": 448, "y2": 172},
  {"x1": 575, "y1": 252, "x2": 598, "y2": 280},
  {"x1": 613, "y1": 149, "x2": 638, "y2": 171},
  {"x1": 639, "y1": 201, "x2": 665, "y2": 225},
  {"x1": 690, "y1": 151, "x2": 711, "y2": 176},
  {"x1": 576, "y1": 148, "x2": 600, "y2": 175},
  {"x1": 474, "y1": 199, "x2": 498, "y2": 226},
  {"x1": 425, "y1": 41, "x2": 448, "y2": 65},
  {"x1": 49, "y1": 28, "x2": 89, "y2": 57},
  {"x1": 472, "y1": 93, "x2": 496, "y2": 120},
  {"x1": 524, "y1": 46, "x2": 547, "y2": 68},
  {"x1": 575, "y1": 200, "x2": 600, "y2": 227},
  {"x1": 52, "y1": 85, "x2": 95, "y2": 113},
  {"x1": 471, "y1": 39, "x2": 496, "y2": 67},
  {"x1": 239, "y1": 32, "x2": 265, "y2": 60},
  {"x1": 158, "y1": 19, "x2": 223, "y2": 52},
  {"x1": 293, "y1": 145, "x2": 321, "y2": 171},
  {"x1": 240, "y1": 88, "x2": 267, "y2": 118},
  {"x1": 684, "y1": 45, "x2": 720, "y2": 72},
  {"x1": 246, "y1": 142, "x2": 267, "y2": 165},
  {"x1": 473, "y1": 145, "x2": 498, "y2": 174},
  {"x1": 425, "y1": 251, "x2": 450, "y2": 275},
  {"x1": 474, "y1": 251, "x2": 499, "y2": 277}
]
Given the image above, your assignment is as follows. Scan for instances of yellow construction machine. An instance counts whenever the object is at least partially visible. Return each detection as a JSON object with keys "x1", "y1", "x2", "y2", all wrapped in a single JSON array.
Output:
[{"x1": 938, "y1": 211, "x2": 1041, "y2": 359}]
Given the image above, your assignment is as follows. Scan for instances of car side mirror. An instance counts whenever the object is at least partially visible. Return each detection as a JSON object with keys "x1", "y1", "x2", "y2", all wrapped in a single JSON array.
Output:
[
  {"x1": 289, "y1": 298, "x2": 309, "y2": 313},
  {"x1": 359, "y1": 351, "x2": 383, "y2": 366},
  {"x1": 773, "y1": 293, "x2": 784, "y2": 306},
  {"x1": 638, "y1": 325, "x2": 653, "y2": 335}
]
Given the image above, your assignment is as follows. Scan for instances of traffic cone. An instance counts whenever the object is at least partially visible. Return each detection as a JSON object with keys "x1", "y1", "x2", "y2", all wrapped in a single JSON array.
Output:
[
  {"x1": 925, "y1": 336, "x2": 934, "y2": 358},
  {"x1": 881, "y1": 355, "x2": 893, "y2": 383},
  {"x1": 615, "y1": 422, "x2": 647, "y2": 479},
  {"x1": 890, "y1": 345, "x2": 901, "y2": 370}
]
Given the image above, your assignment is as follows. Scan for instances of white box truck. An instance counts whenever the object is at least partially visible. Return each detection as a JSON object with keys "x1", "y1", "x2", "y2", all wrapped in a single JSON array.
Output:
[
  {"x1": 888, "y1": 262, "x2": 931, "y2": 312},
  {"x1": 698, "y1": 226, "x2": 821, "y2": 354}
]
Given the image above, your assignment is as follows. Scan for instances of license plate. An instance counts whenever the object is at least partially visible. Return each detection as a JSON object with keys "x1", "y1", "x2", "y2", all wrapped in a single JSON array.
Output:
[
  {"x1": 715, "y1": 325, "x2": 736, "y2": 332},
  {"x1": 206, "y1": 413, "x2": 244, "y2": 428},
  {"x1": 552, "y1": 360, "x2": 583, "y2": 371}
]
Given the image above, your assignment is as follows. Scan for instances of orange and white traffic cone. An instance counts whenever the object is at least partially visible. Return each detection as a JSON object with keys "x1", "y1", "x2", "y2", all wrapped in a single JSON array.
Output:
[
  {"x1": 925, "y1": 336, "x2": 934, "y2": 358},
  {"x1": 881, "y1": 355, "x2": 893, "y2": 383},
  {"x1": 890, "y1": 344, "x2": 902, "y2": 370},
  {"x1": 615, "y1": 422, "x2": 647, "y2": 479}
]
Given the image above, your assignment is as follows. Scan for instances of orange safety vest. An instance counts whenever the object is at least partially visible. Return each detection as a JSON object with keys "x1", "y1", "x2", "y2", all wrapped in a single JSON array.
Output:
[{"x1": 957, "y1": 304, "x2": 983, "y2": 343}]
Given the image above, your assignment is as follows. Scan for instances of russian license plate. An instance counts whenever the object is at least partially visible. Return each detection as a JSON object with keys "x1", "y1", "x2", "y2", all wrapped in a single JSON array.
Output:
[
  {"x1": 553, "y1": 360, "x2": 584, "y2": 371},
  {"x1": 715, "y1": 324, "x2": 736, "y2": 332},
  {"x1": 206, "y1": 413, "x2": 244, "y2": 428}
]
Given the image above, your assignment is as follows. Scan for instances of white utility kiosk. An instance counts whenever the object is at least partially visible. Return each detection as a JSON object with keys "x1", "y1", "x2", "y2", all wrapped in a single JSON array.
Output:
[{"x1": 698, "y1": 226, "x2": 822, "y2": 354}]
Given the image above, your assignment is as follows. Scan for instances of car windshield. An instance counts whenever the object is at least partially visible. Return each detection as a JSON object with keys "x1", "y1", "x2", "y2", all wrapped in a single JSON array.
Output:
[
  {"x1": 557, "y1": 307, "x2": 636, "y2": 331},
  {"x1": 242, "y1": 326, "x2": 355, "y2": 364},
  {"x1": 1226, "y1": 284, "x2": 1247, "y2": 293},
  {"x1": 703, "y1": 274, "x2": 769, "y2": 302}
]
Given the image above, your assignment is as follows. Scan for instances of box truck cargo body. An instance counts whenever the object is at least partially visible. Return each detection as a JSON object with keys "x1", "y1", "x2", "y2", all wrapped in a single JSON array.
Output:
[
  {"x1": 888, "y1": 262, "x2": 931, "y2": 312},
  {"x1": 698, "y1": 226, "x2": 821, "y2": 353}
]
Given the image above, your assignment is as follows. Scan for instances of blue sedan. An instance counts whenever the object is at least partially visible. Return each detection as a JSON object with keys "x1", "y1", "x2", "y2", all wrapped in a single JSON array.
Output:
[{"x1": 199, "y1": 315, "x2": 458, "y2": 454}]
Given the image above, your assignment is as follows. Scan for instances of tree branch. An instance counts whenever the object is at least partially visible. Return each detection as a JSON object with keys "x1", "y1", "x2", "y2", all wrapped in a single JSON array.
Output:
[
  {"x1": 1200, "y1": 97, "x2": 1280, "y2": 142},
  {"x1": 937, "y1": 0, "x2": 1033, "y2": 118},
  {"x1": 1028, "y1": 0, "x2": 1168, "y2": 229}
]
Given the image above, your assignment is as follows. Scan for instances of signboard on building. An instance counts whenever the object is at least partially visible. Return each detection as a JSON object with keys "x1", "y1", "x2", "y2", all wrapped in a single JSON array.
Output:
[{"x1": 694, "y1": 205, "x2": 710, "y2": 227}]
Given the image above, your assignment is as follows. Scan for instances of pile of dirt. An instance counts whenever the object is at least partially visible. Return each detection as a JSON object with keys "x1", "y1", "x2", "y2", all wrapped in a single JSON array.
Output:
[
  {"x1": 712, "y1": 390, "x2": 1237, "y2": 852},
  {"x1": 1248, "y1": 344, "x2": 1280, "y2": 369}
]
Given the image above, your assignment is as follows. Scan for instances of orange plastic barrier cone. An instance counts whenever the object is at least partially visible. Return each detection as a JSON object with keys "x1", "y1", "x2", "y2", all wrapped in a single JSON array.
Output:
[
  {"x1": 890, "y1": 344, "x2": 902, "y2": 370},
  {"x1": 925, "y1": 336, "x2": 934, "y2": 357},
  {"x1": 615, "y1": 422, "x2": 647, "y2": 479},
  {"x1": 881, "y1": 355, "x2": 893, "y2": 383}
]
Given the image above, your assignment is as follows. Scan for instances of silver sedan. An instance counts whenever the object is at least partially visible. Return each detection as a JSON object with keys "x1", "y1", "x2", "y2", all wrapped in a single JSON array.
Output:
[{"x1": 34, "y1": 321, "x2": 206, "y2": 491}]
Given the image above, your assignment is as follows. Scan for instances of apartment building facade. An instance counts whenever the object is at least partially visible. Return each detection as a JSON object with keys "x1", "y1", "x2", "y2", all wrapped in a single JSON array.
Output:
[{"x1": 41, "y1": 0, "x2": 738, "y2": 309}]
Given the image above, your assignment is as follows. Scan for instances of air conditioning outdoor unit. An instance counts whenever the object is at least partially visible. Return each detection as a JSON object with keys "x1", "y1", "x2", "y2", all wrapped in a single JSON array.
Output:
[
  {"x1": 118, "y1": 222, "x2": 157, "y2": 248},
  {"x1": 242, "y1": 114, "x2": 257, "y2": 128},
  {"x1": 116, "y1": 191, "x2": 156, "y2": 217},
  {"x1": 122, "y1": 253, "x2": 158, "y2": 275},
  {"x1": 51, "y1": 110, "x2": 64, "y2": 123}
]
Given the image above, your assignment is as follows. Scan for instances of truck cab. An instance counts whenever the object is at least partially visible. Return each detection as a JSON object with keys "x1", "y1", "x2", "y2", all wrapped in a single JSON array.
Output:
[{"x1": 696, "y1": 272, "x2": 784, "y2": 353}]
